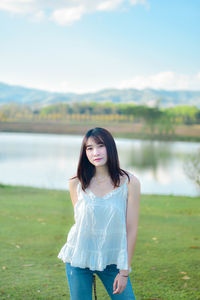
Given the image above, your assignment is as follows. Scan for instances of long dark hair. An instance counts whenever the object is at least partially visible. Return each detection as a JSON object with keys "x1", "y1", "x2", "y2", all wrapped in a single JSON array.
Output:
[{"x1": 74, "y1": 127, "x2": 130, "y2": 191}]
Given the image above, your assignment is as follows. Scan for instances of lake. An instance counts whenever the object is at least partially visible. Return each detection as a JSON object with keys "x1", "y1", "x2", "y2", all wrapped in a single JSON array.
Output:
[{"x1": 0, "y1": 132, "x2": 199, "y2": 196}]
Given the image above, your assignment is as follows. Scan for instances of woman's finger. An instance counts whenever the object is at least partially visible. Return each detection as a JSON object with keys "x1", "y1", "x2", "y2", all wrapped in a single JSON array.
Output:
[
  {"x1": 113, "y1": 285, "x2": 120, "y2": 294},
  {"x1": 113, "y1": 276, "x2": 127, "y2": 294},
  {"x1": 113, "y1": 279, "x2": 121, "y2": 294},
  {"x1": 113, "y1": 277, "x2": 118, "y2": 292}
]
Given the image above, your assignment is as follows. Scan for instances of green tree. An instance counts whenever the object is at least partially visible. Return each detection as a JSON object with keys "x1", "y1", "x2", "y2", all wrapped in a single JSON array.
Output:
[{"x1": 184, "y1": 150, "x2": 200, "y2": 188}]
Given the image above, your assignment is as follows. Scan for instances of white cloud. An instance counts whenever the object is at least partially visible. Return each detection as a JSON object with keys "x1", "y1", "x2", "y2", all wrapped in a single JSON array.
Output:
[
  {"x1": 0, "y1": 0, "x2": 148, "y2": 25},
  {"x1": 1, "y1": 71, "x2": 199, "y2": 94},
  {"x1": 51, "y1": 6, "x2": 85, "y2": 26},
  {"x1": 97, "y1": 0, "x2": 124, "y2": 11},
  {"x1": 0, "y1": 0, "x2": 34, "y2": 14},
  {"x1": 119, "y1": 71, "x2": 200, "y2": 90},
  {"x1": 31, "y1": 10, "x2": 45, "y2": 22},
  {"x1": 45, "y1": 80, "x2": 104, "y2": 94},
  {"x1": 129, "y1": 0, "x2": 149, "y2": 9}
]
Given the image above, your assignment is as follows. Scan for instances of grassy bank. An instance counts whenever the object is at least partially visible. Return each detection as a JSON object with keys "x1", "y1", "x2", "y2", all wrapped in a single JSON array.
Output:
[
  {"x1": 0, "y1": 184, "x2": 200, "y2": 299},
  {"x1": 1, "y1": 121, "x2": 200, "y2": 142}
]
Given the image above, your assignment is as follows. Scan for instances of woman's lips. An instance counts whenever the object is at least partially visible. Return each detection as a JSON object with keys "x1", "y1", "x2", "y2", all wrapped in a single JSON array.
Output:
[{"x1": 94, "y1": 158, "x2": 102, "y2": 161}]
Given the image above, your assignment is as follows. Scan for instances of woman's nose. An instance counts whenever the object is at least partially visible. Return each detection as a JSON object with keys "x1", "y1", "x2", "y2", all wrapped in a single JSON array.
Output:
[{"x1": 93, "y1": 148, "x2": 100, "y2": 155}]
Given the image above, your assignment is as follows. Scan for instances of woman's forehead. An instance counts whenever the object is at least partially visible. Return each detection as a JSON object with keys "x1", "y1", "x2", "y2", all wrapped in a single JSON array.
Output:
[{"x1": 86, "y1": 136, "x2": 103, "y2": 146}]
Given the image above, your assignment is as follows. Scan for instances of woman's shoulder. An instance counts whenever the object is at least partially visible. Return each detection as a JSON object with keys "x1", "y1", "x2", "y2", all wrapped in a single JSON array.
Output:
[
  {"x1": 68, "y1": 175, "x2": 79, "y2": 205},
  {"x1": 68, "y1": 175, "x2": 79, "y2": 191},
  {"x1": 123, "y1": 171, "x2": 140, "y2": 189}
]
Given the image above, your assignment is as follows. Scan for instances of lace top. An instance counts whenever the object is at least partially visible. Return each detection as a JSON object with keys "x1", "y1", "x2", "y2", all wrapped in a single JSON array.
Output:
[{"x1": 57, "y1": 173, "x2": 132, "y2": 271}]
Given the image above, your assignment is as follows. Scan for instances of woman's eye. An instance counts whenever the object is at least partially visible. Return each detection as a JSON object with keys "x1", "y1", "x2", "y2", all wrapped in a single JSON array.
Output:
[
  {"x1": 86, "y1": 147, "x2": 92, "y2": 151},
  {"x1": 99, "y1": 144, "x2": 104, "y2": 147}
]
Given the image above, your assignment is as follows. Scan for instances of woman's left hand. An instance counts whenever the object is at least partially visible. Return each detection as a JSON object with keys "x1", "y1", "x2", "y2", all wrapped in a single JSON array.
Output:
[{"x1": 113, "y1": 273, "x2": 128, "y2": 294}]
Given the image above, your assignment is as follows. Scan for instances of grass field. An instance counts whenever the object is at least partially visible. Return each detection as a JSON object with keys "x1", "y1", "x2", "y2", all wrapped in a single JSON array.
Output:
[{"x1": 0, "y1": 184, "x2": 200, "y2": 299}]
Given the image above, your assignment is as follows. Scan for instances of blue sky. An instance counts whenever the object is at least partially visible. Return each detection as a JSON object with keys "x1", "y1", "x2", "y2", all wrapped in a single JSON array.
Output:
[{"x1": 0, "y1": 0, "x2": 199, "y2": 93}]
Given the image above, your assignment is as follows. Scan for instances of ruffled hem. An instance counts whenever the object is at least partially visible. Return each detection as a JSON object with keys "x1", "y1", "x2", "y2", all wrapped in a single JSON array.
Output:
[{"x1": 57, "y1": 243, "x2": 130, "y2": 272}]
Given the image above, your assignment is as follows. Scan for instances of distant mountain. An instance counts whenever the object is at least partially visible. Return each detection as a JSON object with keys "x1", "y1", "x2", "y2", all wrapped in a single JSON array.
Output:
[{"x1": 0, "y1": 82, "x2": 200, "y2": 108}]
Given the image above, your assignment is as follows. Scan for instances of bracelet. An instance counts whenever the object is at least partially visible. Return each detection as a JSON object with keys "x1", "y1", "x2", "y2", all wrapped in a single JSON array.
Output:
[{"x1": 119, "y1": 272, "x2": 129, "y2": 277}]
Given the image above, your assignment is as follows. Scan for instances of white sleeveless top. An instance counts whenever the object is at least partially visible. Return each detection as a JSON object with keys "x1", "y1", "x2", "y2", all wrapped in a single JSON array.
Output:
[{"x1": 57, "y1": 173, "x2": 132, "y2": 271}]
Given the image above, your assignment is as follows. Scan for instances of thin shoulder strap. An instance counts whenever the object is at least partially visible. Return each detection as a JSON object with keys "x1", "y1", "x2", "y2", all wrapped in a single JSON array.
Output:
[
  {"x1": 124, "y1": 172, "x2": 133, "y2": 193},
  {"x1": 76, "y1": 180, "x2": 81, "y2": 194},
  {"x1": 128, "y1": 172, "x2": 134, "y2": 180}
]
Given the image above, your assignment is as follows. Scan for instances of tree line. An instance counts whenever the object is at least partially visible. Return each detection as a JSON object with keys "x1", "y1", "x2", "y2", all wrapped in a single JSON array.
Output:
[
  {"x1": 0, "y1": 102, "x2": 200, "y2": 125},
  {"x1": 39, "y1": 102, "x2": 200, "y2": 125}
]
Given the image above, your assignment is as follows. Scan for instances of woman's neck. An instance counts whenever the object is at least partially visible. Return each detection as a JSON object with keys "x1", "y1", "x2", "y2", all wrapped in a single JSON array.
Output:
[{"x1": 94, "y1": 166, "x2": 109, "y2": 178}]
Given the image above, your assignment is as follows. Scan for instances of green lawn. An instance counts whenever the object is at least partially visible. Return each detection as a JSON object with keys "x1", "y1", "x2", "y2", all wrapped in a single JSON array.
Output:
[{"x1": 0, "y1": 184, "x2": 199, "y2": 300}]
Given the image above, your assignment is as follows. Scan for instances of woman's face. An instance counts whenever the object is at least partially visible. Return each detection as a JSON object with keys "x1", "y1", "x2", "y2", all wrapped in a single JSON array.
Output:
[{"x1": 85, "y1": 137, "x2": 108, "y2": 167}]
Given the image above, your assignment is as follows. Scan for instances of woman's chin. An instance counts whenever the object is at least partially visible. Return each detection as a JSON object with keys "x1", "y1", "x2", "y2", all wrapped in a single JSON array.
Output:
[{"x1": 93, "y1": 161, "x2": 106, "y2": 167}]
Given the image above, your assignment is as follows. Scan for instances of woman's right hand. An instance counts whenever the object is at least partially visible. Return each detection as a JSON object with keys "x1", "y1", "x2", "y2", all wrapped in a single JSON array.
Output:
[{"x1": 113, "y1": 273, "x2": 128, "y2": 294}]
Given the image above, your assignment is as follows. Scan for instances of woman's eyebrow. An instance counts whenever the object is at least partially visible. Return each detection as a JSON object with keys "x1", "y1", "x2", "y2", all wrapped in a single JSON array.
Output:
[{"x1": 86, "y1": 141, "x2": 104, "y2": 148}]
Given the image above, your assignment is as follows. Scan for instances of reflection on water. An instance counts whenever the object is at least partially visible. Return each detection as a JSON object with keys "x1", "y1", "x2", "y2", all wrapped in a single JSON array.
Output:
[
  {"x1": 127, "y1": 142, "x2": 172, "y2": 170},
  {"x1": 0, "y1": 132, "x2": 199, "y2": 196}
]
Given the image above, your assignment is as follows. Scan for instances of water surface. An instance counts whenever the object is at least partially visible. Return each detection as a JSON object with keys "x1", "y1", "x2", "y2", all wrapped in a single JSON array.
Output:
[{"x1": 0, "y1": 132, "x2": 199, "y2": 196}]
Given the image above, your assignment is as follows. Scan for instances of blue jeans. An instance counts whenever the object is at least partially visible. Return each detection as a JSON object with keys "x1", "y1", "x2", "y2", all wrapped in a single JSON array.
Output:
[{"x1": 65, "y1": 263, "x2": 135, "y2": 300}]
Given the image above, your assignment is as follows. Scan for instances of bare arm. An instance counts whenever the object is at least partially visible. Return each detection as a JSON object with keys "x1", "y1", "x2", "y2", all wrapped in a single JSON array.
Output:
[
  {"x1": 121, "y1": 174, "x2": 141, "y2": 275},
  {"x1": 113, "y1": 174, "x2": 140, "y2": 294},
  {"x1": 68, "y1": 176, "x2": 79, "y2": 208}
]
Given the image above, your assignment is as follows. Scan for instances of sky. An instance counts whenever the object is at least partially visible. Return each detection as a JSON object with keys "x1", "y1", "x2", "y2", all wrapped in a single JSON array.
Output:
[{"x1": 0, "y1": 0, "x2": 200, "y2": 94}]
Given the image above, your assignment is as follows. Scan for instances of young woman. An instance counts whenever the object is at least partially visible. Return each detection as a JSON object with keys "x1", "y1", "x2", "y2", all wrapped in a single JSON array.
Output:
[{"x1": 58, "y1": 127, "x2": 140, "y2": 300}]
